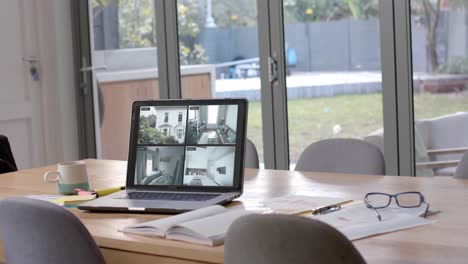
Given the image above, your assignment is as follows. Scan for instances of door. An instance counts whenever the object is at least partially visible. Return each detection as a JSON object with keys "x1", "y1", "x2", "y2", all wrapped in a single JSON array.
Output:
[
  {"x1": 0, "y1": 1, "x2": 45, "y2": 169},
  {"x1": 280, "y1": 0, "x2": 386, "y2": 170},
  {"x1": 86, "y1": 0, "x2": 162, "y2": 160},
  {"x1": 409, "y1": 0, "x2": 468, "y2": 177},
  {"x1": 175, "y1": 0, "x2": 266, "y2": 166}
]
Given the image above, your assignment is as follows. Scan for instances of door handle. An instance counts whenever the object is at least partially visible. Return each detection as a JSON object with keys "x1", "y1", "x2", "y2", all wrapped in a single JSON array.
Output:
[
  {"x1": 22, "y1": 56, "x2": 40, "y2": 63},
  {"x1": 80, "y1": 57, "x2": 108, "y2": 96},
  {"x1": 80, "y1": 65, "x2": 107, "y2": 72},
  {"x1": 268, "y1": 56, "x2": 278, "y2": 83}
]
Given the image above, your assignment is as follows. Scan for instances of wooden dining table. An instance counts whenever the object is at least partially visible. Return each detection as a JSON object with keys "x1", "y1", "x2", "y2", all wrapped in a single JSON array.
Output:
[{"x1": 1, "y1": 159, "x2": 468, "y2": 264}]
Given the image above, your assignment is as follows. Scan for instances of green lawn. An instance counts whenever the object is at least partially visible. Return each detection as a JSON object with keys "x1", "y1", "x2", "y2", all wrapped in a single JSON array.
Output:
[{"x1": 247, "y1": 92, "x2": 468, "y2": 164}]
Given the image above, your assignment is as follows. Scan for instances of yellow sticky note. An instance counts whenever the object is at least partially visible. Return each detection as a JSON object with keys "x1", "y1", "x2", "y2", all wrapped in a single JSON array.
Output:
[{"x1": 52, "y1": 195, "x2": 96, "y2": 206}]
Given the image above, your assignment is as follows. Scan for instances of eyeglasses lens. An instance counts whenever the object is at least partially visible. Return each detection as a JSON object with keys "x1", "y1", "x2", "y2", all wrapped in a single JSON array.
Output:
[
  {"x1": 366, "y1": 194, "x2": 390, "y2": 208},
  {"x1": 396, "y1": 193, "x2": 421, "y2": 207}
]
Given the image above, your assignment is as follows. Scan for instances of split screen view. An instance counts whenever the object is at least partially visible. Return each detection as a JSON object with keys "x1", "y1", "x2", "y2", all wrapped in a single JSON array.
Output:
[{"x1": 135, "y1": 104, "x2": 238, "y2": 187}]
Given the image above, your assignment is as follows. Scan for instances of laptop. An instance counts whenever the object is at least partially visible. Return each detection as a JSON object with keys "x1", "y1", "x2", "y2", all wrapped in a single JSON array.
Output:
[{"x1": 79, "y1": 99, "x2": 248, "y2": 213}]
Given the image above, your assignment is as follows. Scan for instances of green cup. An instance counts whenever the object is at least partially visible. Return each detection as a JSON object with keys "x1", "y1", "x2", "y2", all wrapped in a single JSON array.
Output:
[{"x1": 43, "y1": 161, "x2": 89, "y2": 195}]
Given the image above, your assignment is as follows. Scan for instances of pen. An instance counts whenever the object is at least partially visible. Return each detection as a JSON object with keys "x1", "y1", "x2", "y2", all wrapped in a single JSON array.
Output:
[
  {"x1": 312, "y1": 205, "x2": 342, "y2": 215},
  {"x1": 94, "y1": 186, "x2": 125, "y2": 197},
  {"x1": 291, "y1": 200, "x2": 353, "y2": 216}
]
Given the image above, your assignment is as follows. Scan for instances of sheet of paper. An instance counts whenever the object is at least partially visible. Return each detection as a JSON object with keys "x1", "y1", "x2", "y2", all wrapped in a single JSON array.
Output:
[
  {"x1": 262, "y1": 195, "x2": 349, "y2": 215},
  {"x1": 309, "y1": 203, "x2": 436, "y2": 241},
  {"x1": 25, "y1": 194, "x2": 66, "y2": 202}
]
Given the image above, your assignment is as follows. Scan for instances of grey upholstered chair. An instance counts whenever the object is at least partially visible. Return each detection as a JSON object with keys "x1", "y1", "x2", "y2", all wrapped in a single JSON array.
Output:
[
  {"x1": 295, "y1": 138, "x2": 385, "y2": 175},
  {"x1": 245, "y1": 138, "x2": 260, "y2": 169},
  {"x1": 454, "y1": 152, "x2": 468, "y2": 179},
  {"x1": 0, "y1": 197, "x2": 106, "y2": 264},
  {"x1": 225, "y1": 214, "x2": 366, "y2": 264}
]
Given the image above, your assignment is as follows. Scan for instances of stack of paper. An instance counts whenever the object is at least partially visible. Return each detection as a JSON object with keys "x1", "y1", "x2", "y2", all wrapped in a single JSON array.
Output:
[
  {"x1": 309, "y1": 203, "x2": 436, "y2": 240},
  {"x1": 25, "y1": 194, "x2": 96, "y2": 206},
  {"x1": 51, "y1": 195, "x2": 96, "y2": 206},
  {"x1": 120, "y1": 205, "x2": 255, "y2": 246}
]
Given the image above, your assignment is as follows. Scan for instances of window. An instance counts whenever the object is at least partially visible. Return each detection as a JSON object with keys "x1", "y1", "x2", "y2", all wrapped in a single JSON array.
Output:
[
  {"x1": 84, "y1": 0, "x2": 426, "y2": 173},
  {"x1": 207, "y1": 105, "x2": 218, "y2": 124},
  {"x1": 163, "y1": 128, "x2": 168, "y2": 136},
  {"x1": 410, "y1": 0, "x2": 468, "y2": 177},
  {"x1": 89, "y1": 0, "x2": 160, "y2": 160},
  {"x1": 178, "y1": 128, "x2": 184, "y2": 139},
  {"x1": 283, "y1": 0, "x2": 383, "y2": 169},
  {"x1": 177, "y1": 0, "x2": 264, "y2": 165}
]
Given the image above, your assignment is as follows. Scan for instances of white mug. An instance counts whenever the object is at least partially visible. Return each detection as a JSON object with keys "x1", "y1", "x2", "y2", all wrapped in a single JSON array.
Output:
[{"x1": 43, "y1": 161, "x2": 89, "y2": 194}]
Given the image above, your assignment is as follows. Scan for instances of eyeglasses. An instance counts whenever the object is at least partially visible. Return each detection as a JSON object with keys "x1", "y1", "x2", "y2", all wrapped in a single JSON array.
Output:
[{"x1": 364, "y1": 192, "x2": 430, "y2": 221}]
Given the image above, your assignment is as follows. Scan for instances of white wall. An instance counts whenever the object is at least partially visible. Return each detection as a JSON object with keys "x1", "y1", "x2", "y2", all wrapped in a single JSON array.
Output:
[
  {"x1": 211, "y1": 151, "x2": 235, "y2": 186},
  {"x1": 35, "y1": 0, "x2": 79, "y2": 165},
  {"x1": 225, "y1": 105, "x2": 238, "y2": 132},
  {"x1": 185, "y1": 147, "x2": 208, "y2": 170}
]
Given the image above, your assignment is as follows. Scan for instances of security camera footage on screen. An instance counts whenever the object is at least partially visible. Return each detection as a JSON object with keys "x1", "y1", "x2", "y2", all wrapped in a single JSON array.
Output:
[{"x1": 135, "y1": 104, "x2": 239, "y2": 187}]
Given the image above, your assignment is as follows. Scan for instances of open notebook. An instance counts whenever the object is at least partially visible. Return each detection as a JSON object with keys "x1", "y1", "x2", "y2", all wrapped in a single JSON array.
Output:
[{"x1": 120, "y1": 205, "x2": 254, "y2": 246}]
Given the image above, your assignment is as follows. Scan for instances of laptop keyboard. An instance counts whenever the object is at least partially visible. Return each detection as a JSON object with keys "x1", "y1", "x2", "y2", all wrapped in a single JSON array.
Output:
[{"x1": 117, "y1": 192, "x2": 220, "y2": 202}]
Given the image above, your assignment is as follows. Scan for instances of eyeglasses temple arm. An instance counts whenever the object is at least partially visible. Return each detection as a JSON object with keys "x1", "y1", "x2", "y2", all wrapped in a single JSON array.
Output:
[
  {"x1": 364, "y1": 199, "x2": 382, "y2": 221},
  {"x1": 372, "y1": 207, "x2": 382, "y2": 221},
  {"x1": 423, "y1": 202, "x2": 430, "y2": 218}
]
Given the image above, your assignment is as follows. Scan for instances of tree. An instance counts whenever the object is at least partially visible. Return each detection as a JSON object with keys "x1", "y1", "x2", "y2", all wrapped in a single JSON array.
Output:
[
  {"x1": 284, "y1": 0, "x2": 351, "y2": 23},
  {"x1": 412, "y1": 0, "x2": 468, "y2": 72},
  {"x1": 412, "y1": 0, "x2": 442, "y2": 72},
  {"x1": 212, "y1": 0, "x2": 258, "y2": 28},
  {"x1": 283, "y1": 0, "x2": 378, "y2": 23},
  {"x1": 118, "y1": 0, "x2": 156, "y2": 48},
  {"x1": 344, "y1": 0, "x2": 378, "y2": 19},
  {"x1": 138, "y1": 116, "x2": 178, "y2": 144},
  {"x1": 178, "y1": 0, "x2": 208, "y2": 65},
  {"x1": 92, "y1": 0, "x2": 114, "y2": 18}
]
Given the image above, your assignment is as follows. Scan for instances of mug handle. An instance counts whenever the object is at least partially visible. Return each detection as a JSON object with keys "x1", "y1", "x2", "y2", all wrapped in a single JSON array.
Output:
[{"x1": 43, "y1": 171, "x2": 60, "y2": 183}]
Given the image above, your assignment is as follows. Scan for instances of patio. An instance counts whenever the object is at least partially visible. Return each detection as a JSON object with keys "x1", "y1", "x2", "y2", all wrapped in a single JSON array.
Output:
[{"x1": 215, "y1": 71, "x2": 468, "y2": 101}]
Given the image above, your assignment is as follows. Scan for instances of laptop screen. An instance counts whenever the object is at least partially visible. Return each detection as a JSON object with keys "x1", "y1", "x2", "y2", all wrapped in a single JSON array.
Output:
[{"x1": 128, "y1": 100, "x2": 246, "y2": 191}]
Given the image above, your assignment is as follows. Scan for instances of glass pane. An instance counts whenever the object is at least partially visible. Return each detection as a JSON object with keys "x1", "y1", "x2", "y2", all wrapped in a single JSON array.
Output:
[
  {"x1": 410, "y1": 0, "x2": 468, "y2": 177},
  {"x1": 283, "y1": 0, "x2": 384, "y2": 170},
  {"x1": 90, "y1": 0, "x2": 160, "y2": 160},
  {"x1": 177, "y1": 0, "x2": 264, "y2": 166}
]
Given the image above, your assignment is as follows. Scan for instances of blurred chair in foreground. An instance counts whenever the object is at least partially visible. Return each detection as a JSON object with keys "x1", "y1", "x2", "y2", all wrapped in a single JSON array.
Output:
[
  {"x1": 225, "y1": 214, "x2": 366, "y2": 264},
  {"x1": 0, "y1": 197, "x2": 106, "y2": 264}
]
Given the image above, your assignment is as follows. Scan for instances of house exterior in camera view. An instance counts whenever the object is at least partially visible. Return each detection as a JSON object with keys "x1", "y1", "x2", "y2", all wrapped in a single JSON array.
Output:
[{"x1": 139, "y1": 106, "x2": 187, "y2": 144}]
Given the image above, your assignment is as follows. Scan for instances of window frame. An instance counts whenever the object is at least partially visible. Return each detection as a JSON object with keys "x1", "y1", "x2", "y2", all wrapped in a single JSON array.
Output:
[{"x1": 75, "y1": 0, "x2": 417, "y2": 175}]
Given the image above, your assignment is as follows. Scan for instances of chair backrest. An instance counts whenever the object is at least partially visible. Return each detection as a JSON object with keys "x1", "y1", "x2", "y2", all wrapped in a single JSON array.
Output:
[
  {"x1": 0, "y1": 197, "x2": 106, "y2": 264},
  {"x1": 0, "y1": 135, "x2": 17, "y2": 173},
  {"x1": 244, "y1": 138, "x2": 259, "y2": 169},
  {"x1": 454, "y1": 152, "x2": 468, "y2": 179},
  {"x1": 295, "y1": 138, "x2": 385, "y2": 175},
  {"x1": 225, "y1": 214, "x2": 366, "y2": 264},
  {"x1": 420, "y1": 112, "x2": 468, "y2": 162},
  {"x1": 363, "y1": 133, "x2": 384, "y2": 155}
]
